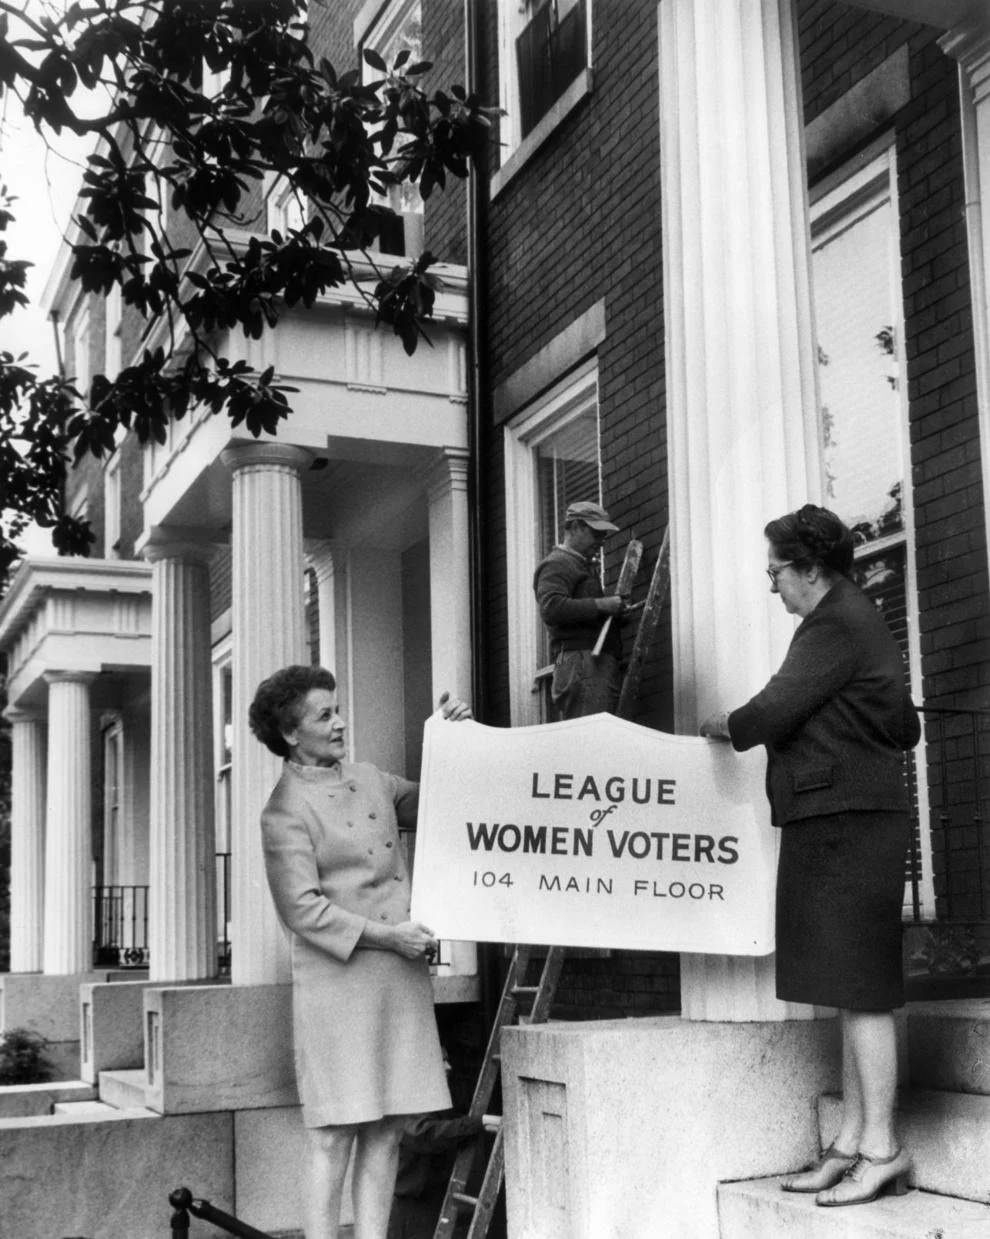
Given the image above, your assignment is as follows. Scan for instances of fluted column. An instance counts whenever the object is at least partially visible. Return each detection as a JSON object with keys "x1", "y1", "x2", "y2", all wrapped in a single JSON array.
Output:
[
  {"x1": 659, "y1": 0, "x2": 822, "y2": 1020},
  {"x1": 422, "y1": 448, "x2": 473, "y2": 704},
  {"x1": 42, "y1": 672, "x2": 96, "y2": 975},
  {"x1": 222, "y1": 442, "x2": 311, "y2": 985},
  {"x1": 4, "y1": 707, "x2": 47, "y2": 972},
  {"x1": 145, "y1": 540, "x2": 217, "y2": 981}
]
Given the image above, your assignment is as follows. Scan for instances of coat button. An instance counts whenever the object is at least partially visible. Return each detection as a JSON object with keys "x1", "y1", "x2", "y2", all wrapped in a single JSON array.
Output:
[
  {"x1": 369, "y1": 811, "x2": 377, "y2": 820},
  {"x1": 348, "y1": 783, "x2": 357, "y2": 791},
  {"x1": 368, "y1": 848, "x2": 374, "y2": 855},
  {"x1": 380, "y1": 913, "x2": 388, "y2": 921},
  {"x1": 393, "y1": 875, "x2": 402, "y2": 882},
  {"x1": 385, "y1": 840, "x2": 393, "y2": 849}
]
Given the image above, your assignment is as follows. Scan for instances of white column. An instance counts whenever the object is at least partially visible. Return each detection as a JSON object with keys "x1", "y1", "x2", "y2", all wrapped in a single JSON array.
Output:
[
  {"x1": 421, "y1": 447, "x2": 477, "y2": 980},
  {"x1": 42, "y1": 672, "x2": 96, "y2": 975},
  {"x1": 422, "y1": 448, "x2": 473, "y2": 703},
  {"x1": 307, "y1": 540, "x2": 337, "y2": 672},
  {"x1": 5, "y1": 708, "x2": 46, "y2": 972},
  {"x1": 145, "y1": 541, "x2": 217, "y2": 981},
  {"x1": 222, "y1": 442, "x2": 311, "y2": 985},
  {"x1": 940, "y1": 18, "x2": 990, "y2": 577},
  {"x1": 659, "y1": 0, "x2": 822, "y2": 1020}
]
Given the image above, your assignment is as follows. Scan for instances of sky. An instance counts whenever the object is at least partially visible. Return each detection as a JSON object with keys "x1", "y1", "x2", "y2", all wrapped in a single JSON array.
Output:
[{"x1": 1, "y1": 3, "x2": 96, "y2": 554}]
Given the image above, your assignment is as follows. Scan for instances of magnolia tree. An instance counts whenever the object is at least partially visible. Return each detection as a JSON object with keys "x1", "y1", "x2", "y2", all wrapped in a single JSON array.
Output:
[{"x1": 0, "y1": 0, "x2": 496, "y2": 581}]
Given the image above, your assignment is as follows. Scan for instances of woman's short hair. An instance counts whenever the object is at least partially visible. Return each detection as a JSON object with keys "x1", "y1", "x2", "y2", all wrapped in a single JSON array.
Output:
[
  {"x1": 764, "y1": 504, "x2": 855, "y2": 578},
  {"x1": 249, "y1": 664, "x2": 337, "y2": 758}
]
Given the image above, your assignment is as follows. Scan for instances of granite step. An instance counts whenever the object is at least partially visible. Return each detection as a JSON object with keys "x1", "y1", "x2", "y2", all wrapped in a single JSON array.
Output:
[
  {"x1": 718, "y1": 1176, "x2": 990, "y2": 1238},
  {"x1": 818, "y1": 1089, "x2": 990, "y2": 1203},
  {"x1": 908, "y1": 999, "x2": 990, "y2": 1095},
  {"x1": 98, "y1": 1067, "x2": 149, "y2": 1111},
  {"x1": 0, "y1": 1079, "x2": 97, "y2": 1118},
  {"x1": 54, "y1": 1098, "x2": 155, "y2": 1118}
]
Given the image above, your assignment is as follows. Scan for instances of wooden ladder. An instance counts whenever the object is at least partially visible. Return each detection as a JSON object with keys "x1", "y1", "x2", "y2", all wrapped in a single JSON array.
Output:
[
  {"x1": 432, "y1": 945, "x2": 565, "y2": 1239},
  {"x1": 433, "y1": 528, "x2": 671, "y2": 1238}
]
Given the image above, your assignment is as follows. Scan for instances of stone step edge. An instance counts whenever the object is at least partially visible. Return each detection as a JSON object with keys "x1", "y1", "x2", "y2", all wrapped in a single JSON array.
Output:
[{"x1": 718, "y1": 1175, "x2": 990, "y2": 1234}]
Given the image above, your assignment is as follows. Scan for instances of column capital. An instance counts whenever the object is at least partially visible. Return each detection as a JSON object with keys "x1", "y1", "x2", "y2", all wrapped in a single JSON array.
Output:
[
  {"x1": 138, "y1": 526, "x2": 219, "y2": 566},
  {"x1": 418, "y1": 446, "x2": 471, "y2": 503},
  {"x1": 3, "y1": 705, "x2": 45, "y2": 725},
  {"x1": 42, "y1": 670, "x2": 98, "y2": 687},
  {"x1": 941, "y1": 23, "x2": 990, "y2": 113},
  {"x1": 221, "y1": 441, "x2": 315, "y2": 475}
]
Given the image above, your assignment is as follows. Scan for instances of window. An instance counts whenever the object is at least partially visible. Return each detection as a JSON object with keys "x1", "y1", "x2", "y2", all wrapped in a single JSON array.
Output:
[
  {"x1": 361, "y1": 0, "x2": 424, "y2": 258},
  {"x1": 104, "y1": 453, "x2": 122, "y2": 559},
  {"x1": 68, "y1": 299, "x2": 92, "y2": 401},
  {"x1": 504, "y1": 358, "x2": 602, "y2": 724},
  {"x1": 495, "y1": 0, "x2": 592, "y2": 187},
  {"x1": 212, "y1": 647, "x2": 233, "y2": 971},
  {"x1": 516, "y1": 0, "x2": 587, "y2": 139},
  {"x1": 810, "y1": 143, "x2": 932, "y2": 917},
  {"x1": 105, "y1": 283, "x2": 123, "y2": 376},
  {"x1": 102, "y1": 717, "x2": 124, "y2": 883}
]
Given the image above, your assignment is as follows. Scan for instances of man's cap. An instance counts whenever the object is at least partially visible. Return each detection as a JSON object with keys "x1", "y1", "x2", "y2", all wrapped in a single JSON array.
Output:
[{"x1": 565, "y1": 501, "x2": 619, "y2": 532}]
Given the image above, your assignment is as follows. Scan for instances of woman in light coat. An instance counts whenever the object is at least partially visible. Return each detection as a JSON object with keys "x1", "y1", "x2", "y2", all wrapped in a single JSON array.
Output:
[{"x1": 250, "y1": 664, "x2": 471, "y2": 1239}]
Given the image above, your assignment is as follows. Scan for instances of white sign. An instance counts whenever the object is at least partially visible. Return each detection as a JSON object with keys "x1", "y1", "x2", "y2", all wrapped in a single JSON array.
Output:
[{"x1": 411, "y1": 713, "x2": 777, "y2": 955}]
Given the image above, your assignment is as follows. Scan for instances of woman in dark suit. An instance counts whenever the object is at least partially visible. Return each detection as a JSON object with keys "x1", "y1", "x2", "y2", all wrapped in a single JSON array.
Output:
[
  {"x1": 249, "y1": 664, "x2": 471, "y2": 1239},
  {"x1": 701, "y1": 504, "x2": 920, "y2": 1208}
]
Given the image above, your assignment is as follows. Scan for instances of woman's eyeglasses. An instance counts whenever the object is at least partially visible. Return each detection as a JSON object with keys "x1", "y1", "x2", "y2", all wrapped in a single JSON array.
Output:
[{"x1": 765, "y1": 562, "x2": 794, "y2": 583}]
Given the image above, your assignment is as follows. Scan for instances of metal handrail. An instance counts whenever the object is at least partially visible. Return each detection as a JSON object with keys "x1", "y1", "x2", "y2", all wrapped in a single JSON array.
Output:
[{"x1": 168, "y1": 1187, "x2": 273, "y2": 1239}]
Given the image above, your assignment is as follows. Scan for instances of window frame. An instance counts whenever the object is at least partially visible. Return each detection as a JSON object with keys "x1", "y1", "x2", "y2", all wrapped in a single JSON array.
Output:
[
  {"x1": 810, "y1": 140, "x2": 933, "y2": 919},
  {"x1": 492, "y1": 0, "x2": 593, "y2": 198},
  {"x1": 503, "y1": 357, "x2": 602, "y2": 726}
]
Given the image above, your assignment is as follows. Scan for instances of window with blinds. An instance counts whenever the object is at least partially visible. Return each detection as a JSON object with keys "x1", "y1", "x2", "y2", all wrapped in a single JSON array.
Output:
[{"x1": 536, "y1": 409, "x2": 601, "y2": 551}]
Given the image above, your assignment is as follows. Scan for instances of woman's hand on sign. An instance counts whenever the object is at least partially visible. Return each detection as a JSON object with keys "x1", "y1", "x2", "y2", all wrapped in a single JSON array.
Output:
[
  {"x1": 387, "y1": 920, "x2": 439, "y2": 960},
  {"x1": 437, "y1": 691, "x2": 473, "y2": 722},
  {"x1": 699, "y1": 711, "x2": 731, "y2": 740}
]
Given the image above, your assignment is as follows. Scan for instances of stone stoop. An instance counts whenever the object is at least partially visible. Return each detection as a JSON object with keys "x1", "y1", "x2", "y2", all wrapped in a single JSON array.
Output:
[
  {"x1": 98, "y1": 1065, "x2": 150, "y2": 1110},
  {"x1": 717, "y1": 1177, "x2": 990, "y2": 1238},
  {"x1": 54, "y1": 1098, "x2": 157, "y2": 1118}
]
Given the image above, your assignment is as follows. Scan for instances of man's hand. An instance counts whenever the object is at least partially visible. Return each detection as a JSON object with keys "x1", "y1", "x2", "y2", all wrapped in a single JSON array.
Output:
[
  {"x1": 437, "y1": 690, "x2": 473, "y2": 721},
  {"x1": 595, "y1": 595, "x2": 626, "y2": 616}
]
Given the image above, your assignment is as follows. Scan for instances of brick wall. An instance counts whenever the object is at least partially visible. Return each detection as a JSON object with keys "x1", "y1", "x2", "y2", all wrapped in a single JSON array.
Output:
[{"x1": 477, "y1": 0, "x2": 676, "y2": 1017}]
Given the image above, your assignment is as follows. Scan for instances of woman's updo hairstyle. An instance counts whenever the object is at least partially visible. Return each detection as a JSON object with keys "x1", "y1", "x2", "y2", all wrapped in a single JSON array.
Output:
[
  {"x1": 763, "y1": 504, "x2": 855, "y2": 578},
  {"x1": 249, "y1": 664, "x2": 337, "y2": 758}
]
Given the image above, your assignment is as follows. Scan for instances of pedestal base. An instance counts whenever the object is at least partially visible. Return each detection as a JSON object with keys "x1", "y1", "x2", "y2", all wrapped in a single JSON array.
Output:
[{"x1": 501, "y1": 1015, "x2": 841, "y2": 1239}]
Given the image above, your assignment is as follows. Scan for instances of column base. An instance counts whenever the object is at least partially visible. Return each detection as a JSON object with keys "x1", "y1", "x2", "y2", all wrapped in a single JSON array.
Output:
[{"x1": 501, "y1": 1014, "x2": 841, "y2": 1239}]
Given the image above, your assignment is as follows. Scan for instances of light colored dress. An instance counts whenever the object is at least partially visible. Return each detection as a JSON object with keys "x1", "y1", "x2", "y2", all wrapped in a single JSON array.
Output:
[{"x1": 261, "y1": 759, "x2": 451, "y2": 1127}]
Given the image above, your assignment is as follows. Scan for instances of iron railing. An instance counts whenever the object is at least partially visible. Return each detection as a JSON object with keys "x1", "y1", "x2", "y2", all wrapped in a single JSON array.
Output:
[
  {"x1": 913, "y1": 705, "x2": 990, "y2": 925},
  {"x1": 92, "y1": 884, "x2": 149, "y2": 968},
  {"x1": 169, "y1": 1187, "x2": 273, "y2": 1239},
  {"x1": 92, "y1": 852, "x2": 232, "y2": 973}
]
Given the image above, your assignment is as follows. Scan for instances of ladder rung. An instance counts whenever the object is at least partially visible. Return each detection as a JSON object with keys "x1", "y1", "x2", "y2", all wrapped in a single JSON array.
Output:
[
  {"x1": 452, "y1": 1192, "x2": 478, "y2": 1208},
  {"x1": 511, "y1": 985, "x2": 539, "y2": 998}
]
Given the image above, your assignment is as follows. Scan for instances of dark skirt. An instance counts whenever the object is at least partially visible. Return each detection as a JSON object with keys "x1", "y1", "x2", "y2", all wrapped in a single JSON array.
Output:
[{"x1": 775, "y1": 810, "x2": 909, "y2": 1010}]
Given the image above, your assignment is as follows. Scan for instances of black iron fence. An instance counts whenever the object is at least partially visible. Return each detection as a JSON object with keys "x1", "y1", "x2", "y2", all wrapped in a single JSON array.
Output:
[
  {"x1": 92, "y1": 852, "x2": 232, "y2": 973},
  {"x1": 92, "y1": 884, "x2": 149, "y2": 968}
]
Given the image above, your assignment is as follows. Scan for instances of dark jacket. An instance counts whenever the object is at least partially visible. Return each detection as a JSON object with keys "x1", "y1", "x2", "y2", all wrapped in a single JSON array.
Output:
[
  {"x1": 533, "y1": 545, "x2": 622, "y2": 657},
  {"x1": 728, "y1": 575, "x2": 921, "y2": 827}
]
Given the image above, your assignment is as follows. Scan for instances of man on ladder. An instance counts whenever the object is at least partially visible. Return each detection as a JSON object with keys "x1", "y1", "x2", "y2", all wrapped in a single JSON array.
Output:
[{"x1": 533, "y1": 500, "x2": 630, "y2": 719}]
